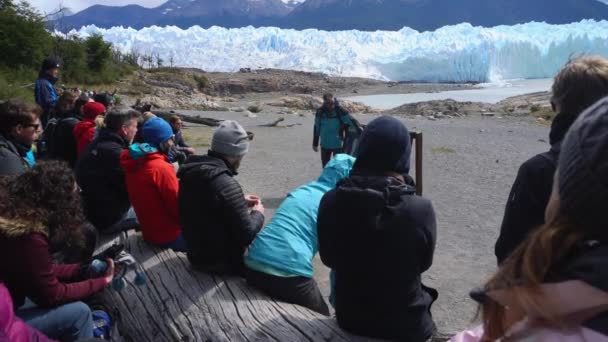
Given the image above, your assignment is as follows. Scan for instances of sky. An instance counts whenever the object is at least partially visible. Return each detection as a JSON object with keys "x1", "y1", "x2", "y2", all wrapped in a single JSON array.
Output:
[{"x1": 28, "y1": 0, "x2": 166, "y2": 14}]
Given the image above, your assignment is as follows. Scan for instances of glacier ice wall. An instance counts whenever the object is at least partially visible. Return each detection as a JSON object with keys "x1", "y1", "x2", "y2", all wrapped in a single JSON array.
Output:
[{"x1": 70, "y1": 20, "x2": 608, "y2": 82}]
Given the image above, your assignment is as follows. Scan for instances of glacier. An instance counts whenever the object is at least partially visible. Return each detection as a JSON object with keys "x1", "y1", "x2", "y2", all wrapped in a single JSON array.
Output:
[{"x1": 70, "y1": 20, "x2": 608, "y2": 83}]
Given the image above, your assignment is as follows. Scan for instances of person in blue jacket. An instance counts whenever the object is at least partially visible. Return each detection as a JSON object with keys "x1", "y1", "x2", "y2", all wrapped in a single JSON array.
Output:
[
  {"x1": 313, "y1": 93, "x2": 358, "y2": 167},
  {"x1": 245, "y1": 154, "x2": 355, "y2": 315},
  {"x1": 35, "y1": 57, "x2": 60, "y2": 126}
]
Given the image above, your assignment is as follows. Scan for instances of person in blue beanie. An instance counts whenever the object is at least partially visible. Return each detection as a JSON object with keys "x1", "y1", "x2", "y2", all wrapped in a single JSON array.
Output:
[
  {"x1": 245, "y1": 154, "x2": 355, "y2": 315},
  {"x1": 120, "y1": 117, "x2": 185, "y2": 251},
  {"x1": 318, "y1": 115, "x2": 438, "y2": 341},
  {"x1": 35, "y1": 57, "x2": 60, "y2": 126}
]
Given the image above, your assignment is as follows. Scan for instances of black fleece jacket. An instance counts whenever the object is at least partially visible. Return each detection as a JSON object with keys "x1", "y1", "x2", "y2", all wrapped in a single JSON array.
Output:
[
  {"x1": 318, "y1": 174, "x2": 437, "y2": 341},
  {"x1": 178, "y1": 152, "x2": 264, "y2": 275}
]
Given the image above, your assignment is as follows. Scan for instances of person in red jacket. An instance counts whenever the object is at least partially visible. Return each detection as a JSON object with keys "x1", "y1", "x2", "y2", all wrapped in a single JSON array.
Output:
[
  {"x1": 0, "y1": 161, "x2": 115, "y2": 341},
  {"x1": 73, "y1": 101, "x2": 105, "y2": 157},
  {"x1": 120, "y1": 117, "x2": 185, "y2": 251}
]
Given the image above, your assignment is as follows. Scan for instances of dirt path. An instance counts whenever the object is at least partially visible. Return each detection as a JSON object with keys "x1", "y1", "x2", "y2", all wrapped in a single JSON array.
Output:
[{"x1": 180, "y1": 110, "x2": 549, "y2": 336}]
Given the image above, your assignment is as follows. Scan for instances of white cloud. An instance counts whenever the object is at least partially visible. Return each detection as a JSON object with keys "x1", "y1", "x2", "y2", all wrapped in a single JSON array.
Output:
[{"x1": 28, "y1": 0, "x2": 167, "y2": 14}]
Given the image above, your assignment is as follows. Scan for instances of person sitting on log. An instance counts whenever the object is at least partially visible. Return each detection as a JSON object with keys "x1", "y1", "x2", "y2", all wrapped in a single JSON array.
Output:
[
  {"x1": 495, "y1": 56, "x2": 608, "y2": 264},
  {"x1": 169, "y1": 115, "x2": 195, "y2": 156},
  {"x1": 76, "y1": 108, "x2": 141, "y2": 235},
  {"x1": 74, "y1": 101, "x2": 106, "y2": 157},
  {"x1": 317, "y1": 116, "x2": 438, "y2": 341},
  {"x1": 452, "y1": 96, "x2": 608, "y2": 342},
  {"x1": 312, "y1": 93, "x2": 358, "y2": 167},
  {"x1": 0, "y1": 161, "x2": 116, "y2": 341},
  {"x1": 120, "y1": 117, "x2": 186, "y2": 251},
  {"x1": 178, "y1": 120, "x2": 264, "y2": 275},
  {"x1": 0, "y1": 100, "x2": 43, "y2": 176},
  {"x1": 245, "y1": 154, "x2": 355, "y2": 316}
]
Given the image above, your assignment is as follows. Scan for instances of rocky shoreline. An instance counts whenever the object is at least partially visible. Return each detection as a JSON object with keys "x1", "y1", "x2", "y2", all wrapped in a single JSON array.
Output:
[{"x1": 115, "y1": 68, "x2": 552, "y2": 121}]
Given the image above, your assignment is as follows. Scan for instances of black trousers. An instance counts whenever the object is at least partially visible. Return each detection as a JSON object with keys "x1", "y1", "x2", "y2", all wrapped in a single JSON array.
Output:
[
  {"x1": 321, "y1": 148, "x2": 342, "y2": 168},
  {"x1": 246, "y1": 269, "x2": 330, "y2": 316}
]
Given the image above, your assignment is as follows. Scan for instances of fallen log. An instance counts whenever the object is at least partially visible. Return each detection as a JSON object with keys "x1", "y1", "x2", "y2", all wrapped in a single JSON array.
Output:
[{"x1": 97, "y1": 231, "x2": 384, "y2": 342}]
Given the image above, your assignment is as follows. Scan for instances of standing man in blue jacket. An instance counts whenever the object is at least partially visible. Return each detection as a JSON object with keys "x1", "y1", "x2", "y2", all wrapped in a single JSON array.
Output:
[
  {"x1": 35, "y1": 57, "x2": 60, "y2": 126},
  {"x1": 313, "y1": 93, "x2": 357, "y2": 167}
]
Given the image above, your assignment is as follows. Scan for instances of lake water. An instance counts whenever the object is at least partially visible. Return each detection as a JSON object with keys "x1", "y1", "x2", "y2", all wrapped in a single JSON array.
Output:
[{"x1": 346, "y1": 78, "x2": 553, "y2": 110}]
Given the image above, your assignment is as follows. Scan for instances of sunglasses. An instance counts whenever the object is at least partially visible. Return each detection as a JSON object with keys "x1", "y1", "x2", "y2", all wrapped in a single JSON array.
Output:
[{"x1": 25, "y1": 123, "x2": 41, "y2": 130}]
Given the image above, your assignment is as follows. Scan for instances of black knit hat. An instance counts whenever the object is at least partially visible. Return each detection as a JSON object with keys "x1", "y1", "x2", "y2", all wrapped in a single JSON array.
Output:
[
  {"x1": 41, "y1": 57, "x2": 60, "y2": 71},
  {"x1": 558, "y1": 96, "x2": 608, "y2": 229}
]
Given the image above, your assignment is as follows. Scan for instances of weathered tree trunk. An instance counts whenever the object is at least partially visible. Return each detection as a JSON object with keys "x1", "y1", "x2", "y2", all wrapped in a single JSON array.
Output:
[{"x1": 97, "y1": 231, "x2": 382, "y2": 342}]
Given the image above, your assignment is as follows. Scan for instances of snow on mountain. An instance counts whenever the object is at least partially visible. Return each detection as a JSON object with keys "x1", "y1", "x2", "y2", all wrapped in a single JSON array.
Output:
[{"x1": 71, "y1": 20, "x2": 608, "y2": 82}]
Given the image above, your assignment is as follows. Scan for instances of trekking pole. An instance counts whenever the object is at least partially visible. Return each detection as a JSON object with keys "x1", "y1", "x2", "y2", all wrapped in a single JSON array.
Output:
[{"x1": 410, "y1": 132, "x2": 423, "y2": 196}]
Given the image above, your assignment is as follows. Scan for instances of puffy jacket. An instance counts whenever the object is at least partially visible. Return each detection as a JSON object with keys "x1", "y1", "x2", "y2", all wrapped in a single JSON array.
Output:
[
  {"x1": 0, "y1": 135, "x2": 29, "y2": 177},
  {"x1": 34, "y1": 73, "x2": 57, "y2": 121},
  {"x1": 178, "y1": 152, "x2": 265, "y2": 274},
  {"x1": 454, "y1": 242, "x2": 608, "y2": 341},
  {"x1": 318, "y1": 174, "x2": 438, "y2": 341},
  {"x1": 0, "y1": 217, "x2": 107, "y2": 309},
  {"x1": 73, "y1": 120, "x2": 96, "y2": 157},
  {"x1": 495, "y1": 112, "x2": 575, "y2": 264},
  {"x1": 0, "y1": 282, "x2": 56, "y2": 342},
  {"x1": 245, "y1": 154, "x2": 355, "y2": 278},
  {"x1": 120, "y1": 144, "x2": 181, "y2": 245},
  {"x1": 313, "y1": 105, "x2": 356, "y2": 150},
  {"x1": 76, "y1": 129, "x2": 131, "y2": 231}
]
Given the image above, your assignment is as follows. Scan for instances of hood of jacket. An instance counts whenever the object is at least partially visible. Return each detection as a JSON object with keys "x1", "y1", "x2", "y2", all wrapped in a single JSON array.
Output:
[
  {"x1": 73, "y1": 120, "x2": 95, "y2": 140},
  {"x1": 0, "y1": 216, "x2": 46, "y2": 238},
  {"x1": 549, "y1": 111, "x2": 578, "y2": 147},
  {"x1": 177, "y1": 152, "x2": 235, "y2": 182},
  {"x1": 335, "y1": 174, "x2": 416, "y2": 230},
  {"x1": 120, "y1": 143, "x2": 168, "y2": 173},
  {"x1": 0, "y1": 134, "x2": 28, "y2": 158},
  {"x1": 317, "y1": 154, "x2": 355, "y2": 189}
]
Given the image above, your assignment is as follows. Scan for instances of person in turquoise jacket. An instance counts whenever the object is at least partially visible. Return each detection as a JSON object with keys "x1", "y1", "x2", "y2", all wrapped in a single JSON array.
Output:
[
  {"x1": 313, "y1": 93, "x2": 358, "y2": 167},
  {"x1": 245, "y1": 154, "x2": 355, "y2": 315}
]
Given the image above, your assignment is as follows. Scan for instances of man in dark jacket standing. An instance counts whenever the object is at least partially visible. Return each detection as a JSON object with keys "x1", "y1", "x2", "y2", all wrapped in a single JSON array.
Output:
[
  {"x1": 0, "y1": 100, "x2": 43, "y2": 176},
  {"x1": 35, "y1": 57, "x2": 60, "y2": 126},
  {"x1": 318, "y1": 115, "x2": 438, "y2": 341},
  {"x1": 76, "y1": 108, "x2": 141, "y2": 233},
  {"x1": 495, "y1": 56, "x2": 608, "y2": 264},
  {"x1": 178, "y1": 120, "x2": 265, "y2": 275}
]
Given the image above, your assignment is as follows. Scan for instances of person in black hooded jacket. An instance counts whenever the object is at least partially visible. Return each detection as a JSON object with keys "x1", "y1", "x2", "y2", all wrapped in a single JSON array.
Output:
[
  {"x1": 495, "y1": 56, "x2": 608, "y2": 264},
  {"x1": 317, "y1": 115, "x2": 438, "y2": 341},
  {"x1": 178, "y1": 120, "x2": 265, "y2": 275}
]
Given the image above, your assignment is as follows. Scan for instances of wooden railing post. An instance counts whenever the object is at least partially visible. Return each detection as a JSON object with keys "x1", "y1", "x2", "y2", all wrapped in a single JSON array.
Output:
[{"x1": 410, "y1": 132, "x2": 423, "y2": 196}]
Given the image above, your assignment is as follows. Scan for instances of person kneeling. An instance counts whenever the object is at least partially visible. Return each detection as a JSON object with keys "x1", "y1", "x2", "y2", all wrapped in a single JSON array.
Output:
[
  {"x1": 0, "y1": 161, "x2": 115, "y2": 341},
  {"x1": 121, "y1": 117, "x2": 185, "y2": 251},
  {"x1": 179, "y1": 120, "x2": 264, "y2": 275},
  {"x1": 318, "y1": 116, "x2": 438, "y2": 341},
  {"x1": 245, "y1": 154, "x2": 354, "y2": 316}
]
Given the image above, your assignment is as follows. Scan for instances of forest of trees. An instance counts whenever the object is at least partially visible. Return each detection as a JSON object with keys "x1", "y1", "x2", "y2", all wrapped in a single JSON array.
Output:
[{"x1": 0, "y1": 0, "x2": 140, "y2": 100}]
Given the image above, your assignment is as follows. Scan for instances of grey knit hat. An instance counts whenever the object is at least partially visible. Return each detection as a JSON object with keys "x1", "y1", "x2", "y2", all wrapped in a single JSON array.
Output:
[
  {"x1": 558, "y1": 96, "x2": 608, "y2": 229},
  {"x1": 211, "y1": 120, "x2": 250, "y2": 157}
]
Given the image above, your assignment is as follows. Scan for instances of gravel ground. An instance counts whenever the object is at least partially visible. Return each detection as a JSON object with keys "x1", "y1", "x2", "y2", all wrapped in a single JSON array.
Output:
[{"x1": 180, "y1": 110, "x2": 549, "y2": 337}]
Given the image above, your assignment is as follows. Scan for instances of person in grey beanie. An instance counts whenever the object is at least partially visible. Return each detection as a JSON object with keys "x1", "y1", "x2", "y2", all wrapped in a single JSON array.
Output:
[
  {"x1": 452, "y1": 96, "x2": 608, "y2": 341},
  {"x1": 177, "y1": 120, "x2": 265, "y2": 275}
]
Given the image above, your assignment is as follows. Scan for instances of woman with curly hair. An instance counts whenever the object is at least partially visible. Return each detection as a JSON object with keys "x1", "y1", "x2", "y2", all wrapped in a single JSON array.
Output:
[
  {"x1": 451, "y1": 98, "x2": 608, "y2": 341},
  {"x1": 0, "y1": 161, "x2": 115, "y2": 341}
]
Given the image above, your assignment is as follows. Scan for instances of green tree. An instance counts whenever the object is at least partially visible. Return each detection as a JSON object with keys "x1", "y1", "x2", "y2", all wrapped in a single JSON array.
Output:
[
  {"x1": 85, "y1": 34, "x2": 111, "y2": 72},
  {"x1": 54, "y1": 36, "x2": 87, "y2": 83},
  {"x1": 0, "y1": 0, "x2": 52, "y2": 69}
]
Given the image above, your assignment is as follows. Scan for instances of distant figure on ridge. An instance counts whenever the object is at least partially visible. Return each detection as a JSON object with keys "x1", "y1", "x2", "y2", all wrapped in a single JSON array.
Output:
[
  {"x1": 495, "y1": 56, "x2": 608, "y2": 264},
  {"x1": 179, "y1": 120, "x2": 264, "y2": 275},
  {"x1": 313, "y1": 93, "x2": 358, "y2": 167},
  {"x1": 34, "y1": 57, "x2": 60, "y2": 126},
  {"x1": 318, "y1": 116, "x2": 438, "y2": 341},
  {"x1": 245, "y1": 154, "x2": 355, "y2": 315}
]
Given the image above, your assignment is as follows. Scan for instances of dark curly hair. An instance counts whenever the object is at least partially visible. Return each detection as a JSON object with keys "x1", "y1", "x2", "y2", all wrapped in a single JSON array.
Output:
[{"x1": 0, "y1": 160, "x2": 86, "y2": 248}]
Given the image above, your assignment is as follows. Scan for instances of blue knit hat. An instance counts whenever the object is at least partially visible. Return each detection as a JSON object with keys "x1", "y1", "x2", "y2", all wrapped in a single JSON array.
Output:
[
  {"x1": 142, "y1": 117, "x2": 173, "y2": 148},
  {"x1": 353, "y1": 116, "x2": 411, "y2": 175}
]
